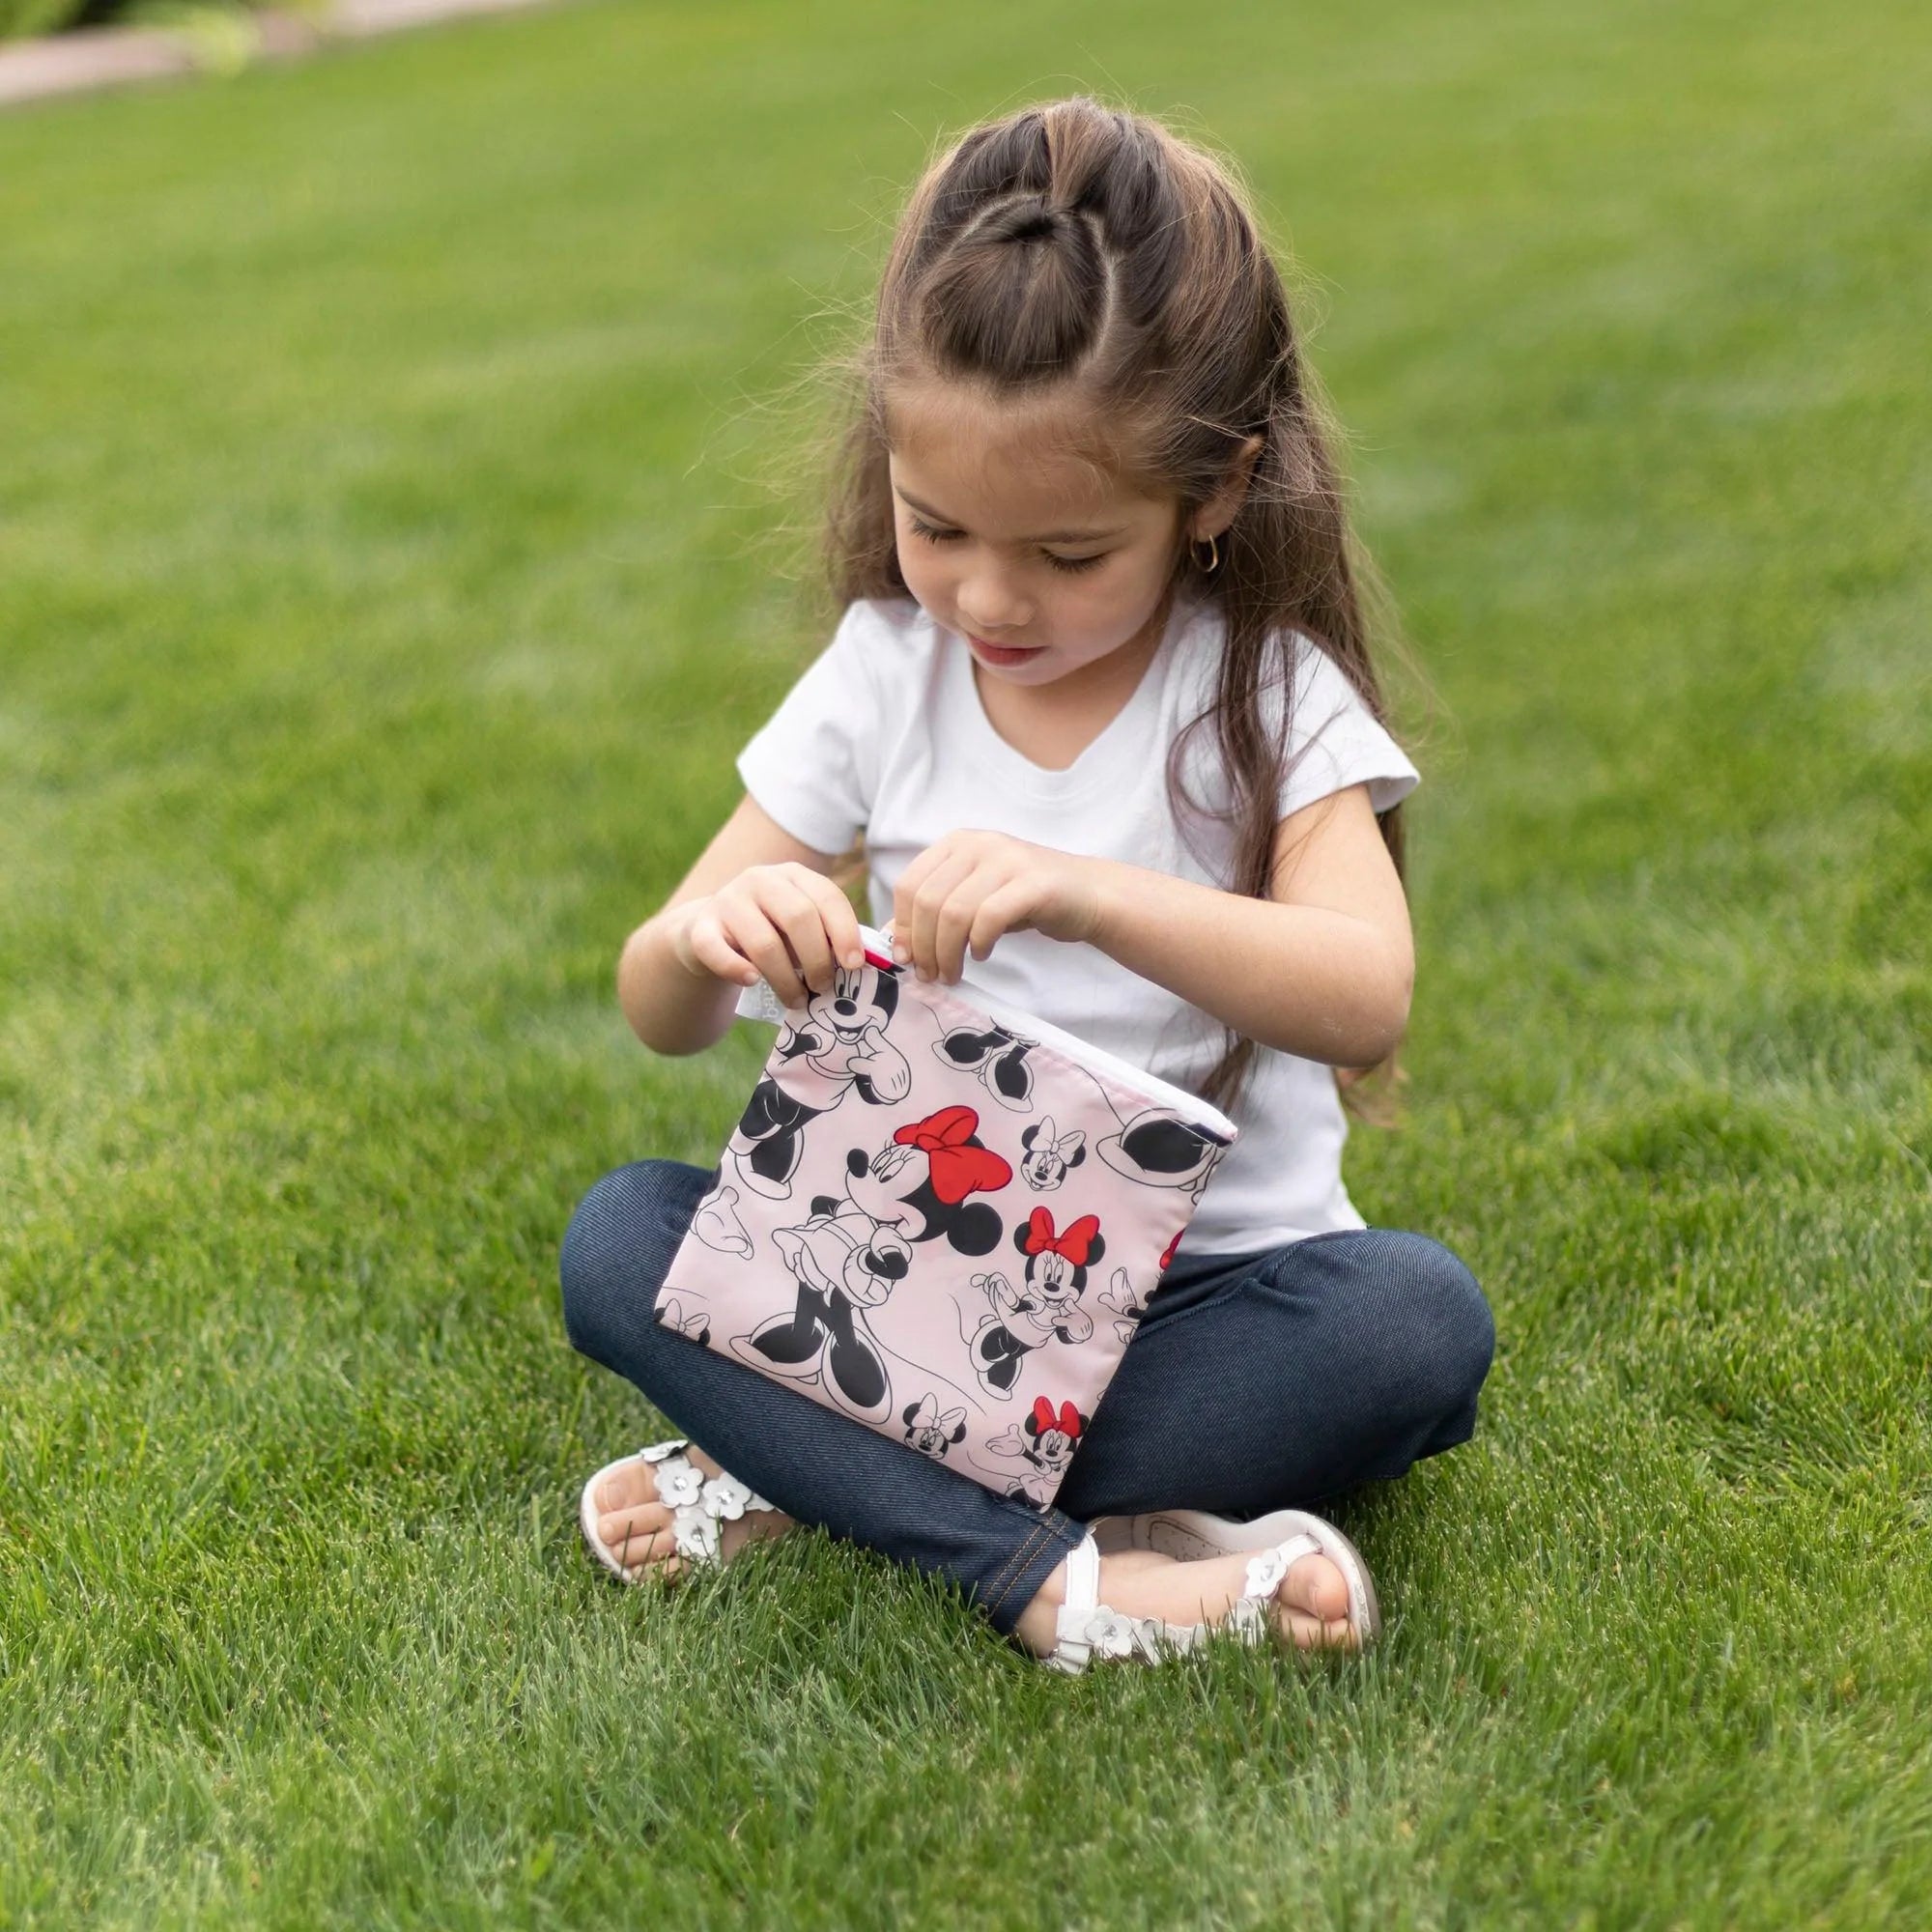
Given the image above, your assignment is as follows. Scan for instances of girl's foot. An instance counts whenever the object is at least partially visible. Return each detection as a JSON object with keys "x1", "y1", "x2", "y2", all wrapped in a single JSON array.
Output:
[
  {"x1": 589, "y1": 1443, "x2": 798, "y2": 1580},
  {"x1": 1010, "y1": 1544, "x2": 1357, "y2": 1659}
]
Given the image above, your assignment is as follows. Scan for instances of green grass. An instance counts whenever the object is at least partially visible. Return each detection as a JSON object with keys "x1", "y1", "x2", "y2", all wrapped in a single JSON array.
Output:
[{"x1": 2, "y1": 0, "x2": 1928, "y2": 1924}]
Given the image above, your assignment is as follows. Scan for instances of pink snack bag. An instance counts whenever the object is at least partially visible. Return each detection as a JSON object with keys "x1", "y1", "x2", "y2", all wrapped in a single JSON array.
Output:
[{"x1": 656, "y1": 925, "x2": 1238, "y2": 1511}]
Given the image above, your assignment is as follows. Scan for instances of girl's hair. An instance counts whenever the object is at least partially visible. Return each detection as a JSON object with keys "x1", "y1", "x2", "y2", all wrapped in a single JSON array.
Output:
[{"x1": 821, "y1": 96, "x2": 1410, "y2": 1121}]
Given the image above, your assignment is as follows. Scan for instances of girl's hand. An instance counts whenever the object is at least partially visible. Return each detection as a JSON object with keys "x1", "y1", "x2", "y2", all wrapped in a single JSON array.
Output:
[
  {"x1": 890, "y1": 831, "x2": 1102, "y2": 984},
  {"x1": 669, "y1": 863, "x2": 867, "y2": 1011}
]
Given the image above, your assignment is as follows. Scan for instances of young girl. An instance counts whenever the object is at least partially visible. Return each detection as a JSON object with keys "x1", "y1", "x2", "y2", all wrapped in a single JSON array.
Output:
[{"x1": 560, "y1": 98, "x2": 1494, "y2": 1672}]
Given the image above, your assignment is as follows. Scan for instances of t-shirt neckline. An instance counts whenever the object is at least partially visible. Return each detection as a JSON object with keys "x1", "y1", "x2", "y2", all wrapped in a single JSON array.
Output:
[{"x1": 950, "y1": 596, "x2": 1193, "y2": 796}]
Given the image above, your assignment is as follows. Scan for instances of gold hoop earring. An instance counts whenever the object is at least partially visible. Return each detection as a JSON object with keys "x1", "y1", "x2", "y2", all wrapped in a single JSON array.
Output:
[{"x1": 1191, "y1": 531, "x2": 1221, "y2": 575}]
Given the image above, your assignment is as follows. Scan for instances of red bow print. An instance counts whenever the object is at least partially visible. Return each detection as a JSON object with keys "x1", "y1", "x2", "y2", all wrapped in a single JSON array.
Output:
[
  {"x1": 1031, "y1": 1396, "x2": 1083, "y2": 1441},
  {"x1": 1022, "y1": 1207, "x2": 1100, "y2": 1266},
  {"x1": 892, "y1": 1105, "x2": 1012, "y2": 1205}
]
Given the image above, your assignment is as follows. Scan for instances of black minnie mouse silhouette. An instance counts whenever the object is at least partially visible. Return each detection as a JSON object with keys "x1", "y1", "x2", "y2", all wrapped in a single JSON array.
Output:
[
  {"x1": 932, "y1": 1021, "x2": 1040, "y2": 1112},
  {"x1": 729, "y1": 1203, "x2": 914, "y2": 1423},
  {"x1": 720, "y1": 960, "x2": 910, "y2": 1206},
  {"x1": 729, "y1": 1105, "x2": 1013, "y2": 1423},
  {"x1": 838, "y1": 1104, "x2": 1010, "y2": 1256},
  {"x1": 969, "y1": 1206, "x2": 1104, "y2": 1394}
]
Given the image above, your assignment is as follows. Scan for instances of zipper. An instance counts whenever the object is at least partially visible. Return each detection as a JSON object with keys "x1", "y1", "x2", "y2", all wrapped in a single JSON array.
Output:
[{"x1": 854, "y1": 923, "x2": 1237, "y2": 1143}]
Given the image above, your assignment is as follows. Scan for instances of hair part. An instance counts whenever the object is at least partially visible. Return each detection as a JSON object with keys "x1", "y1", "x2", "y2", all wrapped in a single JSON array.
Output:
[{"x1": 821, "y1": 96, "x2": 1417, "y2": 1122}]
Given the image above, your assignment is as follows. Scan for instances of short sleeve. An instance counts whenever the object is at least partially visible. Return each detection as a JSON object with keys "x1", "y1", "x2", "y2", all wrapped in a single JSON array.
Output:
[
  {"x1": 734, "y1": 604, "x2": 887, "y2": 856},
  {"x1": 1275, "y1": 636, "x2": 1420, "y2": 819}
]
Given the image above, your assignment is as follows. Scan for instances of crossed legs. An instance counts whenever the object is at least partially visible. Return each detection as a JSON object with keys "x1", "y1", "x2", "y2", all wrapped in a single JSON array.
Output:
[{"x1": 562, "y1": 1160, "x2": 1493, "y2": 1649}]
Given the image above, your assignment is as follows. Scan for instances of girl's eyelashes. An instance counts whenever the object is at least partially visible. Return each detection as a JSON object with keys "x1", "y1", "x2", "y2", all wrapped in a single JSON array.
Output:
[{"x1": 904, "y1": 514, "x2": 1107, "y2": 574}]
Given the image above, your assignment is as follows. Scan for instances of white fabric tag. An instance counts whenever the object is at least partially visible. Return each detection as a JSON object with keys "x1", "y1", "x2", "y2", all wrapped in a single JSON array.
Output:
[{"x1": 732, "y1": 975, "x2": 792, "y2": 1027}]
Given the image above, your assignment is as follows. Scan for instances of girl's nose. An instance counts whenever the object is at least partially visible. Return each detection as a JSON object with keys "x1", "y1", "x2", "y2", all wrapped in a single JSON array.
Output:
[{"x1": 957, "y1": 568, "x2": 1032, "y2": 635}]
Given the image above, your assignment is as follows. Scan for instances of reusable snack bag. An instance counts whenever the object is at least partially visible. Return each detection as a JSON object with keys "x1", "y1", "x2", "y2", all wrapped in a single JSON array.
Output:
[{"x1": 656, "y1": 925, "x2": 1238, "y2": 1510}]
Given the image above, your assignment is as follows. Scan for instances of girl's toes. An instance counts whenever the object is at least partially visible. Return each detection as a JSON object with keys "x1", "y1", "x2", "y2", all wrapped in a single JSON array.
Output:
[
  {"x1": 1279, "y1": 1605, "x2": 1331, "y2": 1648},
  {"x1": 1270, "y1": 1553, "x2": 1359, "y2": 1649},
  {"x1": 1276, "y1": 1604, "x2": 1358, "y2": 1651},
  {"x1": 615, "y1": 1526, "x2": 675, "y2": 1576},
  {"x1": 593, "y1": 1463, "x2": 661, "y2": 1516},
  {"x1": 1282, "y1": 1552, "x2": 1350, "y2": 1625},
  {"x1": 600, "y1": 1500, "x2": 671, "y2": 1555}
]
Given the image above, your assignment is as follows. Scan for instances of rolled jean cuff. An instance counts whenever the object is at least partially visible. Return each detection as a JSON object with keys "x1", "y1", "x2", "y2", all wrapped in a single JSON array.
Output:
[{"x1": 980, "y1": 1505, "x2": 1088, "y2": 1639}]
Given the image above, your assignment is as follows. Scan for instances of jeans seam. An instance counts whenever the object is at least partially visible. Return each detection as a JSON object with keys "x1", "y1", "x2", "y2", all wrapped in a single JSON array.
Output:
[
  {"x1": 984, "y1": 1519, "x2": 1059, "y2": 1618},
  {"x1": 984, "y1": 1519, "x2": 1051, "y2": 1609}
]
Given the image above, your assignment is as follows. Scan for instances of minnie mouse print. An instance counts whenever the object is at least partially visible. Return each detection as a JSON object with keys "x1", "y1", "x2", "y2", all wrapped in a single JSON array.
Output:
[
  {"x1": 980, "y1": 1396, "x2": 1090, "y2": 1510},
  {"x1": 656, "y1": 926, "x2": 1236, "y2": 1507}
]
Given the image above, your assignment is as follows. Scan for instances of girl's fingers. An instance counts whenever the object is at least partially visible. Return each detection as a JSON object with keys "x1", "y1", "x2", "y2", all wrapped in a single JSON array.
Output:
[
  {"x1": 753, "y1": 873, "x2": 838, "y2": 1003},
  {"x1": 721, "y1": 906, "x2": 811, "y2": 1009},
  {"x1": 934, "y1": 867, "x2": 1001, "y2": 983},
  {"x1": 965, "y1": 880, "x2": 1032, "y2": 965},
  {"x1": 790, "y1": 868, "x2": 867, "y2": 976},
  {"x1": 890, "y1": 845, "x2": 947, "y2": 966},
  {"x1": 902, "y1": 853, "x2": 978, "y2": 980},
  {"x1": 684, "y1": 912, "x2": 760, "y2": 987}
]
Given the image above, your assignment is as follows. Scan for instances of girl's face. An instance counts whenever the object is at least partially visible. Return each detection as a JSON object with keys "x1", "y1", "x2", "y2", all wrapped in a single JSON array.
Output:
[{"x1": 885, "y1": 383, "x2": 1185, "y2": 690}]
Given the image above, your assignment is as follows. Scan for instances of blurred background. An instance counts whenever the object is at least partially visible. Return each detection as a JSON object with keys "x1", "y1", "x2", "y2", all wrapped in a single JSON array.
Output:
[{"x1": 2, "y1": 2, "x2": 1926, "y2": 1925}]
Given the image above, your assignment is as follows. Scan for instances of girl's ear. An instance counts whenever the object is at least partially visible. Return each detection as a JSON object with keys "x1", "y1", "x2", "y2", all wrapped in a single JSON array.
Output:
[{"x1": 1190, "y1": 434, "x2": 1266, "y2": 541}]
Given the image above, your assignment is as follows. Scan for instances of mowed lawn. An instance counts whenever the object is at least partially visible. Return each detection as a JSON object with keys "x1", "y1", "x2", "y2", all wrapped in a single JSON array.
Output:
[{"x1": 2, "y1": 0, "x2": 1927, "y2": 1924}]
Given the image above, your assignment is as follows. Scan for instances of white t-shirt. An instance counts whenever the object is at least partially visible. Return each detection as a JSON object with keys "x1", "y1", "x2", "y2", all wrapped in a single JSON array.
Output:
[{"x1": 734, "y1": 594, "x2": 1420, "y2": 1256}]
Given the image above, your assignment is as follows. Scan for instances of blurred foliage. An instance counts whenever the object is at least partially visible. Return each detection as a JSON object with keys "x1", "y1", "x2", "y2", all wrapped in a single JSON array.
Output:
[
  {"x1": 0, "y1": 0, "x2": 283, "y2": 43},
  {"x1": 0, "y1": 0, "x2": 86, "y2": 40}
]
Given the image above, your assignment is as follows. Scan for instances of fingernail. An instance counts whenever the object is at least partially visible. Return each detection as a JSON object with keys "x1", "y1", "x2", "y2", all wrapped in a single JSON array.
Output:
[
  {"x1": 893, "y1": 942, "x2": 911, "y2": 963},
  {"x1": 844, "y1": 949, "x2": 863, "y2": 968}
]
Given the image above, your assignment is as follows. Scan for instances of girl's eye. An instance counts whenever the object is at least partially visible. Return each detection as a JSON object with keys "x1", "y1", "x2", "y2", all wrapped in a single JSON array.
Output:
[
  {"x1": 1043, "y1": 552, "x2": 1107, "y2": 575},
  {"x1": 907, "y1": 516, "x2": 961, "y2": 545}
]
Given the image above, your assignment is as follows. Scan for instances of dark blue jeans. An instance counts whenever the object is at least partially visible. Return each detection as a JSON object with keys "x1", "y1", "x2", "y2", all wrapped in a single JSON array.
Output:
[{"x1": 561, "y1": 1159, "x2": 1494, "y2": 1639}]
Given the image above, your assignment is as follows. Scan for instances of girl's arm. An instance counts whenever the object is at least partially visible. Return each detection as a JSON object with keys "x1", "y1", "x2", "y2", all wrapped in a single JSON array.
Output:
[
  {"x1": 1087, "y1": 781, "x2": 1413, "y2": 1068},
  {"x1": 891, "y1": 782, "x2": 1412, "y2": 1069},
  {"x1": 617, "y1": 793, "x2": 854, "y2": 1057}
]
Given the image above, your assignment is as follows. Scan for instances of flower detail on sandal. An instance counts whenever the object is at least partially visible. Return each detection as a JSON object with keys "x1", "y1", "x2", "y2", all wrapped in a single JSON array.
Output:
[
  {"x1": 701, "y1": 1470, "x2": 758, "y2": 1520},
  {"x1": 582, "y1": 1438, "x2": 781, "y2": 1582},
  {"x1": 1074, "y1": 1605, "x2": 1159, "y2": 1662},
  {"x1": 654, "y1": 1459, "x2": 706, "y2": 1509},
  {"x1": 1044, "y1": 1528, "x2": 1338, "y2": 1674},
  {"x1": 1243, "y1": 1544, "x2": 1293, "y2": 1601},
  {"x1": 668, "y1": 1496, "x2": 721, "y2": 1563}
]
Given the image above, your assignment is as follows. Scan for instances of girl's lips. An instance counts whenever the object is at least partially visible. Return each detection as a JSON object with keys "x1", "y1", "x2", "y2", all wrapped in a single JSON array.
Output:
[{"x1": 968, "y1": 634, "x2": 1044, "y2": 666}]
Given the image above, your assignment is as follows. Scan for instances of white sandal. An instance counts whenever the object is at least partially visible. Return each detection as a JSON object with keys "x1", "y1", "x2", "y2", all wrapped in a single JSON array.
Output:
[
  {"x1": 1044, "y1": 1506, "x2": 1380, "y2": 1674},
  {"x1": 578, "y1": 1437, "x2": 782, "y2": 1581}
]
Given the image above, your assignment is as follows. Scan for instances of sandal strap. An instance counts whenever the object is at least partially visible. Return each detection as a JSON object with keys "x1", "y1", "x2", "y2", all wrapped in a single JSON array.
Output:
[
  {"x1": 636, "y1": 1440, "x2": 780, "y2": 1566},
  {"x1": 1238, "y1": 1532, "x2": 1321, "y2": 1606},
  {"x1": 1046, "y1": 1528, "x2": 1330, "y2": 1674},
  {"x1": 1046, "y1": 1532, "x2": 1205, "y2": 1675},
  {"x1": 1047, "y1": 1532, "x2": 1109, "y2": 1675}
]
